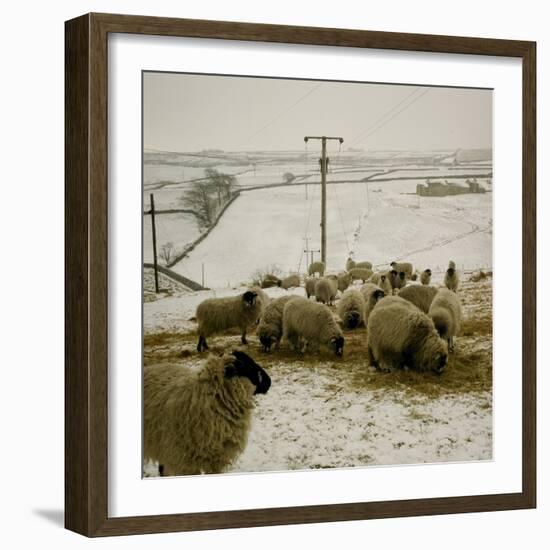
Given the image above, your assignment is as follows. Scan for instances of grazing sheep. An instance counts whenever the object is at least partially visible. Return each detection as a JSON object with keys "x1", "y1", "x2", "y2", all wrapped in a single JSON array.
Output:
[
  {"x1": 337, "y1": 289, "x2": 366, "y2": 329},
  {"x1": 337, "y1": 271, "x2": 353, "y2": 293},
  {"x1": 305, "y1": 276, "x2": 317, "y2": 299},
  {"x1": 390, "y1": 261, "x2": 414, "y2": 280},
  {"x1": 308, "y1": 261, "x2": 325, "y2": 277},
  {"x1": 283, "y1": 297, "x2": 344, "y2": 355},
  {"x1": 144, "y1": 350, "x2": 271, "y2": 476},
  {"x1": 257, "y1": 295, "x2": 297, "y2": 352},
  {"x1": 360, "y1": 282, "x2": 386, "y2": 324},
  {"x1": 315, "y1": 277, "x2": 338, "y2": 305},
  {"x1": 420, "y1": 268, "x2": 432, "y2": 285},
  {"x1": 280, "y1": 273, "x2": 301, "y2": 290},
  {"x1": 444, "y1": 266, "x2": 460, "y2": 292},
  {"x1": 196, "y1": 291, "x2": 263, "y2": 351},
  {"x1": 260, "y1": 274, "x2": 281, "y2": 288},
  {"x1": 367, "y1": 296, "x2": 448, "y2": 373},
  {"x1": 398, "y1": 284, "x2": 439, "y2": 313},
  {"x1": 429, "y1": 288, "x2": 462, "y2": 353},
  {"x1": 349, "y1": 267, "x2": 373, "y2": 283}
]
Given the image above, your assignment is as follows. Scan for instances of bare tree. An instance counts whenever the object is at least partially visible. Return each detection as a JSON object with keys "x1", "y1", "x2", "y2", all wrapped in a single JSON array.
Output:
[
  {"x1": 204, "y1": 168, "x2": 237, "y2": 206},
  {"x1": 159, "y1": 242, "x2": 174, "y2": 265},
  {"x1": 180, "y1": 181, "x2": 215, "y2": 228}
]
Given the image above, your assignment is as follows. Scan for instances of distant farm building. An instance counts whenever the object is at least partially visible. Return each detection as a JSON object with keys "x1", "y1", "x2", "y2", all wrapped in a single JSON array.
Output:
[{"x1": 416, "y1": 178, "x2": 487, "y2": 197}]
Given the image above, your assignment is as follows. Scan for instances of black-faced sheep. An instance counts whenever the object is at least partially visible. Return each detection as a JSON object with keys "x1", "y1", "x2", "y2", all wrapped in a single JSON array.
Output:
[
  {"x1": 196, "y1": 290, "x2": 263, "y2": 351},
  {"x1": 367, "y1": 296, "x2": 448, "y2": 373},
  {"x1": 315, "y1": 277, "x2": 338, "y2": 305},
  {"x1": 444, "y1": 264, "x2": 460, "y2": 292},
  {"x1": 360, "y1": 282, "x2": 386, "y2": 324},
  {"x1": 348, "y1": 267, "x2": 373, "y2": 283},
  {"x1": 280, "y1": 273, "x2": 301, "y2": 290},
  {"x1": 308, "y1": 261, "x2": 325, "y2": 277},
  {"x1": 337, "y1": 289, "x2": 366, "y2": 329},
  {"x1": 250, "y1": 286, "x2": 270, "y2": 309},
  {"x1": 144, "y1": 350, "x2": 271, "y2": 476},
  {"x1": 282, "y1": 297, "x2": 344, "y2": 356},
  {"x1": 420, "y1": 268, "x2": 432, "y2": 285},
  {"x1": 390, "y1": 261, "x2": 414, "y2": 280},
  {"x1": 370, "y1": 272, "x2": 392, "y2": 295},
  {"x1": 398, "y1": 284, "x2": 438, "y2": 313},
  {"x1": 257, "y1": 295, "x2": 297, "y2": 352},
  {"x1": 429, "y1": 288, "x2": 462, "y2": 353}
]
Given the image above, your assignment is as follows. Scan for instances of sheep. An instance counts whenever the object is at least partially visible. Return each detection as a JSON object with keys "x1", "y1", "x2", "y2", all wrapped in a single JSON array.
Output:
[
  {"x1": 315, "y1": 277, "x2": 338, "y2": 305},
  {"x1": 390, "y1": 261, "x2": 414, "y2": 280},
  {"x1": 337, "y1": 271, "x2": 353, "y2": 293},
  {"x1": 308, "y1": 261, "x2": 325, "y2": 277},
  {"x1": 429, "y1": 288, "x2": 462, "y2": 353},
  {"x1": 420, "y1": 268, "x2": 432, "y2": 285},
  {"x1": 360, "y1": 282, "x2": 386, "y2": 324},
  {"x1": 260, "y1": 274, "x2": 281, "y2": 288},
  {"x1": 196, "y1": 290, "x2": 263, "y2": 351},
  {"x1": 280, "y1": 273, "x2": 301, "y2": 290},
  {"x1": 305, "y1": 276, "x2": 317, "y2": 299},
  {"x1": 257, "y1": 295, "x2": 297, "y2": 352},
  {"x1": 346, "y1": 257, "x2": 372, "y2": 271},
  {"x1": 282, "y1": 296, "x2": 344, "y2": 356},
  {"x1": 250, "y1": 286, "x2": 269, "y2": 308},
  {"x1": 370, "y1": 272, "x2": 392, "y2": 296},
  {"x1": 444, "y1": 266, "x2": 460, "y2": 292},
  {"x1": 144, "y1": 350, "x2": 271, "y2": 476},
  {"x1": 398, "y1": 284, "x2": 439, "y2": 313},
  {"x1": 337, "y1": 289, "x2": 366, "y2": 329},
  {"x1": 348, "y1": 267, "x2": 373, "y2": 283},
  {"x1": 366, "y1": 296, "x2": 448, "y2": 373},
  {"x1": 393, "y1": 271, "x2": 407, "y2": 293}
]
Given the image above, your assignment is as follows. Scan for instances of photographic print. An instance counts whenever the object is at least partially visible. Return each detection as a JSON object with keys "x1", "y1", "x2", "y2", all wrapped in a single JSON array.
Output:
[{"x1": 142, "y1": 72, "x2": 493, "y2": 478}]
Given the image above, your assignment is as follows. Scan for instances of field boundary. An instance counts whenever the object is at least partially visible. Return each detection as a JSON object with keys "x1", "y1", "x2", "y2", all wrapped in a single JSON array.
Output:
[{"x1": 143, "y1": 263, "x2": 208, "y2": 291}]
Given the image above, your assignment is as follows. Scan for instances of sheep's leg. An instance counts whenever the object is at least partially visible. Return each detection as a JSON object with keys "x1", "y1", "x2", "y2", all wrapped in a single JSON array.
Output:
[
  {"x1": 197, "y1": 335, "x2": 208, "y2": 352},
  {"x1": 449, "y1": 337, "x2": 455, "y2": 353},
  {"x1": 241, "y1": 330, "x2": 248, "y2": 345},
  {"x1": 158, "y1": 464, "x2": 165, "y2": 477}
]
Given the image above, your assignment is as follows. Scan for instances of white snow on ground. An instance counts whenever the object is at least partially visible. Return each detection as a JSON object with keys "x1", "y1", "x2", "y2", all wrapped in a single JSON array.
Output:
[{"x1": 171, "y1": 177, "x2": 491, "y2": 287}]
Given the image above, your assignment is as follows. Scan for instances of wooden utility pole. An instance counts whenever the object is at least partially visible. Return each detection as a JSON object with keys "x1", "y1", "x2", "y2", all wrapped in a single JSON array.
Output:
[
  {"x1": 304, "y1": 135, "x2": 344, "y2": 264},
  {"x1": 150, "y1": 193, "x2": 159, "y2": 293}
]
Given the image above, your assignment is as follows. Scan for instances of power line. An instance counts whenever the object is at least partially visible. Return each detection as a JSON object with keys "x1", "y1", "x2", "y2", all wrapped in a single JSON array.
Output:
[
  {"x1": 352, "y1": 88, "x2": 432, "y2": 147},
  {"x1": 347, "y1": 87, "x2": 422, "y2": 147},
  {"x1": 243, "y1": 83, "x2": 324, "y2": 145}
]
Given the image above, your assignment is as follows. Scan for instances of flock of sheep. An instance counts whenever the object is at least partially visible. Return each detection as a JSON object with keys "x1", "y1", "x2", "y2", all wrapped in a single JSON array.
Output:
[{"x1": 144, "y1": 257, "x2": 463, "y2": 477}]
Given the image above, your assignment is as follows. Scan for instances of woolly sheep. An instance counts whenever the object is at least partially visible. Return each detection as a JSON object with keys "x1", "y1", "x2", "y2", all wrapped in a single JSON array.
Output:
[
  {"x1": 360, "y1": 282, "x2": 386, "y2": 324},
  {"x1": 398, "y1": 284, "x2": 439, "y2": 313},
  {"x1": 346, "y1": 257, "x2": 372, "y2": 271},
  {"x1": 345, "y1": 257, "x2": 355, "y2": 271},
  {"x1": 315, "y1": 277, "x2": 338, "y2": 305},
  {"x1": 260, "y1": 274, "x2": 281, "y2": 288},
  {"x1": 348, "y1": 267, "x2": 373, "y2": 283},
  {"x1": 282, "y1": 297, "x2": 344, "y2": 355},
  {"x1": 280, "y1": 273, "x2": 301, "y2": 290},
  {"x1": 337, "y1": 289, "x2": 366, "y2": 329},
  {"x1": 257, "y1": 295, "x2": 297, "y2": 352},
  {"x1": 196, "y1": 290, "x2": 263, "y2": 351},
  {"x1": 308, "y1": 261, "x2": 325, "y2": 277},
  {"x1": 144, "y1": 350, "x2": 271, "y2": 476},
  {"x1": 305, "y1": 276, "x2": 317, "y2": 299},
  {"x1": 367, "y1": 296, "x2": 448, "y2": 373},
  {"x1": 420, "y1": 268, "x2": 432, "y2": 285},
  {"x1": 337, "y1": 271, "x2": 353, "y2": 293},
  {"x1": 250, "y1": 286, "x2": 269, "y2": 308},
  {"x1": 444, "y1": 266, "x2": 460, "y2": 292},
  {"x1": 370, "y1": 272, "x2": 392, "y2": 296},
  {"x1": 390, "y1": 261, "x2": 414, "y2": 280},
  {"x1": 429, "y1": 288, "x2": 462, "y2": 353},
  {"x1": 393, "y1": 271, "x2": 407, "y2": 292}
]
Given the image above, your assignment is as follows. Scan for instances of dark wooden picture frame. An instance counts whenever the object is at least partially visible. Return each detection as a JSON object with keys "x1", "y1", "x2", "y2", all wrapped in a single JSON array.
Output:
[{"x1": 65, "y1": 12, "x2": 536, "y2": 537}]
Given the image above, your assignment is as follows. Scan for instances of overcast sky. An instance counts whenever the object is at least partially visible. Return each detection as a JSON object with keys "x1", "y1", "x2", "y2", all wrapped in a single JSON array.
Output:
[{"x1": 143, "y1": 72, "x2": 492, "y2": 153}]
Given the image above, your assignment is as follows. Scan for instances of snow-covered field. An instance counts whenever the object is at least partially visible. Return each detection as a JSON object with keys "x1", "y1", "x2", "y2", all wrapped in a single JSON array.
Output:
[
  {"x1": 171, "y1": 176, "x2": 492, "y2": 287},
  {"x1": 143, "y1": 277, "x2": 493, "y2": 476}
]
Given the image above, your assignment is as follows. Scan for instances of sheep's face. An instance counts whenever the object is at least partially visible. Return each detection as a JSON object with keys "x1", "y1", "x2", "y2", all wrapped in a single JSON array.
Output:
[
  {"x1": 345, "y1": 311, "x2": 360, "y2": 329},
  {"x1": 399, "y1": 271, "x2": 406, "y2": 281},
  {"x1": 423, "y1": 339, "x2": 448, "y2": 374},
  {"x1": 242, "y1": 291, "x2": 258, "y2": 308},
  {"x1": 225, "y1": 350, "x2": 271, "y2": 394},
  {"x1": 426, "y1": 269, "x2": 432, "y2": 276},
  {"x1": 390, "y1": 262, "x2": 396, "y2": 268},
  {"x1": 329, "y1": 335, "x2": 345, "y2": 356},
  {"x1": 373, "y1": 289, "x2": 385, "y2": 302},
  {"x1": 447, "y1": 267, "x2": 455, "y2": 277}
]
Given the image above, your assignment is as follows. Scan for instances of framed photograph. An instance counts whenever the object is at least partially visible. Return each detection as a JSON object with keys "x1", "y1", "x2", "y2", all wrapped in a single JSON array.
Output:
[{"x1": 65, "y1": 13, "x2": 536, "y2": 537}]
